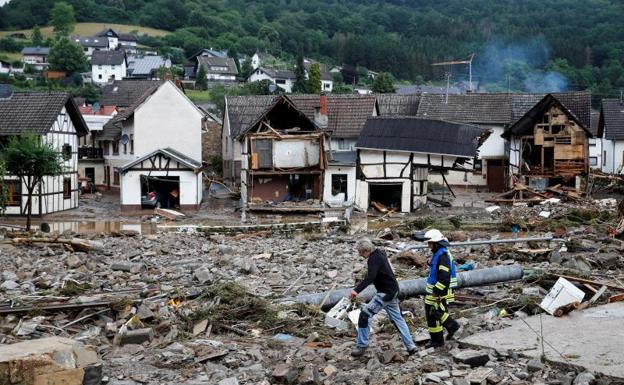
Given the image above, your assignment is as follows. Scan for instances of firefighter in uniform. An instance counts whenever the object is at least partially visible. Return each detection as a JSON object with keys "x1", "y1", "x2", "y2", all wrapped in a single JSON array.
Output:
[{"x1": 423, "y1": 229, "x2": 460, "y2": 348}]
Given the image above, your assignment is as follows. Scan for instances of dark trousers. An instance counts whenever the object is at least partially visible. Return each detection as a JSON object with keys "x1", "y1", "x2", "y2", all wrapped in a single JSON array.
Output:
[{"x1": 424, "y1": 295, "x2": 459, "y2": 344}]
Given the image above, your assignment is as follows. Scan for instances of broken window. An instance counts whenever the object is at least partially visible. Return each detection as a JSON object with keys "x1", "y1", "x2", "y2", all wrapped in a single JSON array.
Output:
[
  {"x1": 252, "y1": 139, "x2": 272, "y2": 169},
  {"x1": 5, "y1": 180, "x2": 21, "y2": 206},
  {"x1": 331, "y1": 174, "x2": 348, "y2": 200},
  {"x1": 63, "y1": 178, "x2": 71, "y2": 199},
  {"x1": 62, "y1": 144, "x2": 72, "y2": 161}
]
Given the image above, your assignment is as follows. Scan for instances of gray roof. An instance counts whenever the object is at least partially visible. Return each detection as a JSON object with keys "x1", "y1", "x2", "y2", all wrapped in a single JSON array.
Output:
[
  {"x1": 21, "y1": 46, "x2": 50, "y2": 55},
  {"x1": 127, "y1": 56, "x2": 171, "y2": 77},
  {"x1": 99, "y1": 79, "x2": 162, "y2": 108},
  {"x1": 328, "y1": 151, "x2": 356, "y2": 165},
  {"x1": 102, "y1": 82, "x2": 163, "y2": 138},
  {"x1": 119, "y1": 147, "x2": 202, "y2": 173},
  {"x1": 226, "y1": 94, "x2": 378, "y2": 139},
  {"x1": 91, "y1": 50, "x2": 126, "y2": 66},
  {"x1": 118, "y1": 33, "x2": 137, "y2": 42},
  {"x1": 377, "y1": 94, "x2": 420, "y2": 116},
  {"x1": 0, "y1": 91, "x2": 88, "y2": 136},
  {"x1": 599, "y1": 99, "x2": 624, "y2": 140},
  {"x1": 253, "y1": 67, "x2": 296, "y2": 80},
  {"x1": 356, "y1": 117, "x2": 486, "y2": 158},
  {"x1": 415, "y1": 91, "x2": 591, "y2": 128},
  {"x1": 72, "y1": 36, "x2": 109, "y2": 48},
  {"x1": 198, "y1": 56, "x2": 238, "y2": 75}
]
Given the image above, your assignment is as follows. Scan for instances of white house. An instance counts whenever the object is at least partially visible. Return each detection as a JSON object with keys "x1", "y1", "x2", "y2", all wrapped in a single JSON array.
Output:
[
  {"x1": 0, "y1": 60, "x2": 12, "y2": 74},
  {"x1": 21, "y1": 46, "x2": 50, "y2": 70},
  {"x1": 251, "y1": 51, "x2": 275, "y2": 70},
  {"x1": 303, "y1": 59, "x2": 333, "y2": 92},
  {"x1": 0, "y1": 89, "x2": 89, "y2": 215},
  {"x1": 599, "y1": 99, "x2": 624, "y2": 174},
  {"x1": 196, "y1": 56, "x2": 238, "y2": 83},
  {"x1": 77, "y1": 104, "x2": 118, "y2": 189},
  {"x1": 247, "y1": 67, "x2": 296, "y2": 92},
  {"x1": 354, "y1": 117, "x2": 486, "y2": 212},
  {"x1": 118, "y1": 33, "x2": 138, "y2": 54},
  {"x1": 96, "y1": 28, "x2": 119, "y2": 50},
  {"x1": 72, "y1": 36, "x2": 109, "y2": 59},
  {"x1": 92, "y1": 50, "x2": 127, "y2": 85},
  {"x1": 100, "y1": 81, "x2": 204, "y2": 210}
]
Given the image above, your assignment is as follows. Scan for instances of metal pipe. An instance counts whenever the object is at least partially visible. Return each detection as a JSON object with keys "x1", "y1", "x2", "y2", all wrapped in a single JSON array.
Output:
[
  {"x1": 393, "y1": 236, "x2": 560, "y2": 252},
  {"x1": 281, "y1": 265, "x2": 524, "y2": 309}
]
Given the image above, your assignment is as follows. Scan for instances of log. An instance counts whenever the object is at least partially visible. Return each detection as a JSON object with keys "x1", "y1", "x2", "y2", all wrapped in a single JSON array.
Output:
[{"x1": 11, "y1": 237, "x2": 103, "y2": 252}]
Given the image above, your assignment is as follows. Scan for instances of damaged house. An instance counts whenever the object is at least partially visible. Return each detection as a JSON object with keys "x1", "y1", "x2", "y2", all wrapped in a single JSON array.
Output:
[
  {"x1": 355, "y1": 117, "x2": 487, "y2": 212},
  {"x1": 239, "y1": 95, "x2": 326, "y2": 212},
  {"x1": 503, "y1": 93, "x2": 592, "y2": 190}
]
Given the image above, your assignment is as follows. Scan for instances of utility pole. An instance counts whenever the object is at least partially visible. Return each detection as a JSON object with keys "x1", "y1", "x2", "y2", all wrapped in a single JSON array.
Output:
[
  {"x1": 445, "y1": 73, "x2": 451, "y2": 104},
  {"x1": 432, "y1": 53, "x2": 475, "y2": 92}
]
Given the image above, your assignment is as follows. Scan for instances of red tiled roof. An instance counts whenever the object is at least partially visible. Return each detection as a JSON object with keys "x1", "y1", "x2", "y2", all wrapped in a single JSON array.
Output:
[{"x1": 79, "y1": 105, "x2": 117, "y2": 116}]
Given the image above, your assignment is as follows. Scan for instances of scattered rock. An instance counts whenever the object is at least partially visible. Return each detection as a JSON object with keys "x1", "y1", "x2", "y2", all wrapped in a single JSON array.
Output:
[
  {"x1": 527, "y1": 358, "x2": 545, "y2": 372},
  {"x1": 453, "y1": 350, "x2": 490, "y2": 367}
]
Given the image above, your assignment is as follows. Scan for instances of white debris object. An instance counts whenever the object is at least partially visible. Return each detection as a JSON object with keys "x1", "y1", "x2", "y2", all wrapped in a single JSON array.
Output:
[
  {"x1": 540, "y1": 277, "x2": 585, "y2": 315},
  {"x1": 324, "y1": 297, "x2": 353, "y2": 331},
  {"x1": 539, "y1": 211, "x2": 551, "y2": 218},
  {"x1": 485, "y1": 206, "x2": 500, "y2": 213},
  {"x1": 540, "y1": 198, "x2": 561, "y2": 205}
]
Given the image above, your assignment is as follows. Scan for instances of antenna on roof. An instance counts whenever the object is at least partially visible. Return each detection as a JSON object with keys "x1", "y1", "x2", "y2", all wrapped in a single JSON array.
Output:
[{"x1": 432, "y1": 53, "x2": 475, "y2": 92}]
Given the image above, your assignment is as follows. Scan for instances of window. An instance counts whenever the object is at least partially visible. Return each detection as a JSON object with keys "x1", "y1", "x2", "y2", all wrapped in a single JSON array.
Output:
[
  {"x1": 63, "y1": 178, "x2": 71, "y2": 199},
  {"x1": 338, "y1": 139, "x2": 349, "y2": 150},
  {"x1": 589, "y1": 157, "x2": 598, "y2": 167},
  {"x1": 252, "y1": 139, "x2": 272, "y2": 169},
  {"x1": 112, "y1": 65, "x2": 116, "y2": 69},
  {"x1": 473, "y1": 158, "x2": 483, "y2": 174},
  {"x1": 5, "y1": 180, "x2": 21, "y2": 206},
  {"x1": 98, "y1": 65, "x2": 102, "y2": 70},
  {"x1": 113, "y1": 171, "x2": 120, "y2": 185},
  {"x1": 62, "y1": 144, "x2": 72, "y2": 161},
  {"x1": 604, "y1": 150, "x2": 607, "y2": 166},
  {"x1": 112, "y1": 141, "x2": 119, "y2": 155},
  {"x1": 98, "y1": 74, "x2": 102, "y2": 79},
  {"x1": 331, "y1": 174, "x2": 348, "y2": 200},
  {"x1": 276, "y1": 79, "x2": 286, "y2": 85},
  {"x1": 130, "y1": 134, "x2": 134, "y2": 154},
  {"x1": 324, "y1": 83, "x2": 331, "y2": 89},
  {"x1": 102, "y1": 141, "x2": 110, "y2": 155},
  {"x1": 123, "y1": 142, "x2": 127, "y2": 154},
  {"x1": 588, "y1": 139, "x2": 596, "y2": 147}
]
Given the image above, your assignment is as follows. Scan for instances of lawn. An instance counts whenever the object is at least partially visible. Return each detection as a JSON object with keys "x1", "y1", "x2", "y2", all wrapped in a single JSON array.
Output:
[
  {"x1": 185, "y1": 89, "x2": 212, "y2": 103},
  {"x1": 0, "y1": 22, "x2": 170, "y2": 39},
  {"x1": 0, "y1": 51, "x2": 21, "y2": 62}
]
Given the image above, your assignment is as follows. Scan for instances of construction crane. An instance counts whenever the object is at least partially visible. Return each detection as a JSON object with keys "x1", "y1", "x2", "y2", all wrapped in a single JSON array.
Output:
[{"x1": 432, "y1": 53, "x2": 475, "y2": 93}]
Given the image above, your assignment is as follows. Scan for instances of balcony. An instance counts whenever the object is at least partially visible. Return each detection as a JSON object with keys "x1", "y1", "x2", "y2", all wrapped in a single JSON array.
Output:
[{"x1": 79, "y1": 147, "x2": 104, "y2": 160}]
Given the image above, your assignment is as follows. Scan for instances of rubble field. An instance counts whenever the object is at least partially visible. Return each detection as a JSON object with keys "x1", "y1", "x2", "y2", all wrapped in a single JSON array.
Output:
[{"x1": 0, "y1": 196, "x2": 623, "y2": 385}]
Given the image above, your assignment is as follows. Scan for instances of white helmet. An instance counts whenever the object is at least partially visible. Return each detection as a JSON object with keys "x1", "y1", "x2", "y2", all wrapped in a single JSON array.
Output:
[{"x1": 423, "y1": 229, "x2": 447, "y2": 243}]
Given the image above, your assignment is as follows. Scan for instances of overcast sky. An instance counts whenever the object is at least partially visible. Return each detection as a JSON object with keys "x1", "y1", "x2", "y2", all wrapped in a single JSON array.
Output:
[{"x1": 0, "y1": 0, "x2": 10, "y2": 6}]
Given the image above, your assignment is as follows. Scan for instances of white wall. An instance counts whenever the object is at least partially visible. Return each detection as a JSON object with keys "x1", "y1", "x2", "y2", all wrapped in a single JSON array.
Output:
[
  {"x1": 120, "y1": 169, "x2": 201, "y2": 206},
  {"x1": 323, "y1": 165, "x2": 356, "y2": 206},
  {"x1": 92, "y1": 61, "x2": 127, "y2": 84},
  {"x1": 248, "y1": 70, "x2": 294, "y2": 93},
  {"x1": 322, "y1": 80, "x2": 333, "y2": 92},
  {"x1": 330, "y1": 138, "x2": 357, "y2": 152},
  {"x1": 479, "y1": 126, "x2": 506, "y2": 158},
  {"x1": 589, "y1": 138, "x2": 602, "y2": 170},
  {"x1": 601, "y1": 139, "x2": 624, "y2": 174},
  {"x1": 133, "y1": 81, "x2": 203, "y2": 161}
]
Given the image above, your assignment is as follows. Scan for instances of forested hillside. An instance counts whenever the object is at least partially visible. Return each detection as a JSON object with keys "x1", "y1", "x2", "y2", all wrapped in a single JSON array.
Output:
[{"x1": 2, "y1": 0, "x2": 624, "y2": 99}]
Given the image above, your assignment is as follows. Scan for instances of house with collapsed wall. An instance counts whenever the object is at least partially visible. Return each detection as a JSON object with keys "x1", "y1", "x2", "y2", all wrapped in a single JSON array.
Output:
[
  {"x1": 354, "y1": 117, "x2": 487, "y2": 212},
  {"x1": 0, "y1": 88, "x2": 89, "y2": 215},
  {"x1": 238, "y1": 95, "x2": 326, "y2": 212},
  {"x1": 503, "y1": 93, "x2": 592, "y2": 191},
  {"x1": 98, "y1": 80, "x2": 205, "y2": 210}
]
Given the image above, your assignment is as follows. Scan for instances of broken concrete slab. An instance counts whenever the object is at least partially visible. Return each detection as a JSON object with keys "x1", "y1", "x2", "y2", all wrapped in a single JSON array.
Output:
[
  {"x1": 461, "y1": 302, "x2": 624, "y2": 379},
  {"x1": 452, "y1": 350, "x2": 490, "y2": 367},
  {"x1": 0, "y1": 337, "x2": 100, "y2": 385}
]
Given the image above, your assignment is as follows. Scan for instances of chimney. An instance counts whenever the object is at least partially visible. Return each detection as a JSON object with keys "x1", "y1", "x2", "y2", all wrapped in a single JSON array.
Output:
[{"x1": 314, "y1": 93, "x2": 328, "y2": 128}]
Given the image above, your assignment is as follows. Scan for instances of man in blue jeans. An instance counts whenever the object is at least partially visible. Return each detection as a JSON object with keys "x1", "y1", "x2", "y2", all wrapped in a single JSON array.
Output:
[{"x1": 350, "y1": 238, "x2": 417, "y2": 357}]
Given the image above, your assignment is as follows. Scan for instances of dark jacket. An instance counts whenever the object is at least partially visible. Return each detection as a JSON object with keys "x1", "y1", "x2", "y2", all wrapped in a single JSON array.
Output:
[{"x1": 354, "y1": 249, "x2": 399, "y2": 301}]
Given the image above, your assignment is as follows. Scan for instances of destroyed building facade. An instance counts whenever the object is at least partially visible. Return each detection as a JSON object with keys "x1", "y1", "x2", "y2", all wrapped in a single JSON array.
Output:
[
  {"x1": 354, "y1": 117, "x2": 487, "y2": 212},
  {"x1": 0, "y1": 90, "x2": 89, "y2": 215},
  {"x1": 239, "y1": 94, "x2": 326, "y2": 212},
  {"x1": 504, "y1": 94, "x2": 592, "y2": 190}
]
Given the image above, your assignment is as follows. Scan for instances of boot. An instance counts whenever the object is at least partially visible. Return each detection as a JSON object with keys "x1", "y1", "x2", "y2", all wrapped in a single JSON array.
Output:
[
  {"x1": 425, "y1": 332, "x2": 444, "y2": 349},
  {"x1": 424, "y1": 340, "x2": 444, "y2": 349},
  {"x1": 350, "y1": 346, "x2": 367, "y2": 357},
  {"x1": 445, "y1": 320, "x2": 460, "y2": 341},
  {"x1": 407, "y1": 346, "x2": 418, "y2": 356}
]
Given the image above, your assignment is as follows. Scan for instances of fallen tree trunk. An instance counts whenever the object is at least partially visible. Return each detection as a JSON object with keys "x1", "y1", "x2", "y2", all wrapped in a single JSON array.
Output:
[
  {"x1": 280, "y1": 265, "x2": 524, "y2": 310},
  {"x1": 9, "y1": 237, "x2": 104, "y2": 252}
]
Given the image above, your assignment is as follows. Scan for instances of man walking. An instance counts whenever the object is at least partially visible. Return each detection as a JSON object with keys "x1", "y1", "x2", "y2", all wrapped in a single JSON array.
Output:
[
  {"x1": 350, "y1": 238, "x2": 417, "y2": 357},
  {"x1": 422, "y1": 229, "x2": 460, "y2": 348}
]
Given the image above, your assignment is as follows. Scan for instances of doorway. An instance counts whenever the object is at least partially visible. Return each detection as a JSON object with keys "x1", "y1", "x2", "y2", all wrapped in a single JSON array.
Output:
[
  {"x1": 141, "y1": 175, "x2": 180, "y2": 209},
  {"x1": 369, "y1": 183, "x2": 403, "y2": 211},
  {"x1": 486, "y1": 159, "x2": 505, "y2": 193}
]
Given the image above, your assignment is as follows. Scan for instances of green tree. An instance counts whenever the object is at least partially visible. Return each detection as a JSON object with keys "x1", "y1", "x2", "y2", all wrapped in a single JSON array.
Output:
[
  {"x1": 0, "y1": 158, "x2": 5, "y2": 215},
  {"x1": 228, "y1": 46, "x2": 241, "y2": 74},
  {"x1": 372, "y1": 72, "x2": 395, "y2": 93},
  {"x1": 307, "y1": 62, "x2": 322, "y2": 93},
  {"x1": 196, "y1": 64, "x2": 208, "y2": 90},
  {"x1": 51, "y1": 2, "x2": 76, "y2": 37},
  {"x1": 48, "y1": 37, "x2": 87, "y2": 73},
  {"x1": 31, "y1": 25, "x2": 43, "y2": 46},
  {"x1": 292, "y1": 53, "x2": 308, "y2": 93},
  {"x1": 2, "y1": 135, "x2": 64, "y2": 231}
]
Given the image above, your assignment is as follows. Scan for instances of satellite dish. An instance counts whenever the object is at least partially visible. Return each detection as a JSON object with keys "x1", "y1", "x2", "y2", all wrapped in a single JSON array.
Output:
[{"x1": 120, "y1": 134, "x2": 130, "y2": 145}]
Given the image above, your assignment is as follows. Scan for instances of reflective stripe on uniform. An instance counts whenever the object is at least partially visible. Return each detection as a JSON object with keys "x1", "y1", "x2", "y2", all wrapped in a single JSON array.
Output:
[
  {"x1": 428, "y1": 325, "x2": 443, "y2": 333},
  {"x1": 439, "y1": 265, "x2": 450, "y2": 272},
  {"x1": 435, "y1": 282, "x2": 446, "y2": 290},
  {"x1": 441, "y1": 312, "x2": 449, "y2": 323}
]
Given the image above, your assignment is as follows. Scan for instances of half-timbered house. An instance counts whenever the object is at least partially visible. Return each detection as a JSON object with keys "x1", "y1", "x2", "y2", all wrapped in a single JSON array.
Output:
[
  {"x1": 354, "y1": 117, "x2": 486, "y2": 212},
  {"x1": 0, "y1": 89, "x2": 89, "y2": 215}
]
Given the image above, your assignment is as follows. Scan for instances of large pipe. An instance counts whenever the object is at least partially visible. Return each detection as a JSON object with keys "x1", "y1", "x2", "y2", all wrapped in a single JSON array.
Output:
[
  {"x1": 392, "y1": 236, "x2": 560, "y2": 252},
  {"x1": 281, "y1": 265, "x2": 524, "y2": 309}
]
